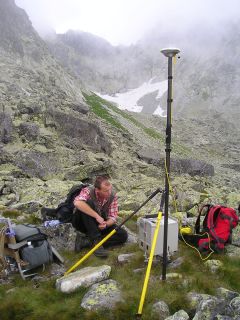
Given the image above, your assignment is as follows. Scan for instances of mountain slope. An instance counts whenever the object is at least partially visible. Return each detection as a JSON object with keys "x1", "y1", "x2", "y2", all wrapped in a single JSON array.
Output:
[
  {"x1": 0, "y1": 1, "x2": 238, "y2": 214},
  {"x1": 45, "y1": 23, "x2": 240, "y2": 129},
  {"x1": 0, "y1": 0, "x2": 165, "y2": 211},
  {"x1": 45, "y1": 30, "x2": 164, "y2": 94},
  {"x1": 45, "y1": 23, "x2": 240, "y2": 178}
]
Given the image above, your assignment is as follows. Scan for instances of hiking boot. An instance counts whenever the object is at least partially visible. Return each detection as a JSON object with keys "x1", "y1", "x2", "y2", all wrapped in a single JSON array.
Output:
[
  {"x1": 41, "y1": 207, "x2": 57, "y2": 221},
  {"x1": 92, "y1": 239, "x2": 108, "y2": 258},
  {"x1": 74, "y1": 232, "x2": 91, "y2": 253}
]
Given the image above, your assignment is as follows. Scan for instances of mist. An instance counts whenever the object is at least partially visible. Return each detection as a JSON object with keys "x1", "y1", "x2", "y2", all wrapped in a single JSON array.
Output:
[{"x1": 15, "y1": 0, "x2": 240, "y2": 46}]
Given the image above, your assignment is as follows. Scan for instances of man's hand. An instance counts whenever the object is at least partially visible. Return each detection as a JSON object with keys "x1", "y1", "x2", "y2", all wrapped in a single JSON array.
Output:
[
  {"x1": 98, "y1": 221, "x2": 107, "y2": 230},
  {"x1": 74, "y1": 200, "x2": 105, "y2": 225},
  {"x1": 95, "y1": 215, "x2": 105, "y2": 225},
  {"x1": 106, "y1": 218, "x2": 115, "y2": 227}
]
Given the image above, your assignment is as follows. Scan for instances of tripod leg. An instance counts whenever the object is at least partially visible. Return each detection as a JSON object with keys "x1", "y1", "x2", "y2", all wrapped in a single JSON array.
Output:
[
  {"x1": 64, "y1": 229, "x2": 116, "y2": 275},
  {"x1": 136, "y1": 210, "x2": 163, "y2": 317}
]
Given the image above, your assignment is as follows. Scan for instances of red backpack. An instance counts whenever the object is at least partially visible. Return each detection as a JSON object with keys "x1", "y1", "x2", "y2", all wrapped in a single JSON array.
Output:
[{"x1": 195, "y1": 204, "x2": 239, "y2": 253}]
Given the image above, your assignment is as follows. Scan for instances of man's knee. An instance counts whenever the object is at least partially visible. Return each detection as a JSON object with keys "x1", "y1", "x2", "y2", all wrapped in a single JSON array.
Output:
[{"x1": 118, "y1": 228, "x2": 128, "y2": 244}]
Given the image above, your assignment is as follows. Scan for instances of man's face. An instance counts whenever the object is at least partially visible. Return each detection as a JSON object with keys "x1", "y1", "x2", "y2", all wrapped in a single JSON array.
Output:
[{"x1": 97, "y1": 182, "x2": 112, "y2": 199}]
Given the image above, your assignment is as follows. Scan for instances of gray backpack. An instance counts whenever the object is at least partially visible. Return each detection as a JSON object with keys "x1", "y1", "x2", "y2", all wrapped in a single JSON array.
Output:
[{"x1": 13, "y1": 224, "x2": 53, "y2": 270}]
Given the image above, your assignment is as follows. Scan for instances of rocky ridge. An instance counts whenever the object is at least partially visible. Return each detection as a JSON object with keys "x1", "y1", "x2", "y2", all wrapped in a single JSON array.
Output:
[{"x1": 0, "y1": 1, "x2": 239, "y2": 223}]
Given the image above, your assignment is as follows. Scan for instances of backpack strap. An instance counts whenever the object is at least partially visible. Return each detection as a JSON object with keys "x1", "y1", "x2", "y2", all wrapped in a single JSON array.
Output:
[
  {"x1": 62, "y1": 184, "x2": 88, "y2": 209},
  {"x1": 66, "y1": 184, "x2": 88, "y2": 202},
  {"x1": 102, "y1": 191, "x2": 115, "y2": 215},
  {"x1": 195, "y1": 204, "x2": 211, "y2": 234}
]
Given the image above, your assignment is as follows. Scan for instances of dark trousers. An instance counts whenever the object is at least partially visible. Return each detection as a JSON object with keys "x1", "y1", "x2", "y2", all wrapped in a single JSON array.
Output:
[{"x1": 72, "y1": 210, "x2": 128, "y2": 247}]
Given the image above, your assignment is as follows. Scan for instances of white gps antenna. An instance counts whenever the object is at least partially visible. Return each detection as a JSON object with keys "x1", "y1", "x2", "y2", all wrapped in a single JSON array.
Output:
[{"x1": 160, "y1": 48, "x2": 180, "y2": 58}]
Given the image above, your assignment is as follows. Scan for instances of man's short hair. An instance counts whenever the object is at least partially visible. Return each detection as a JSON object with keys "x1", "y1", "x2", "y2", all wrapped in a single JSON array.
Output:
[{"x1": 94, "y1": 175, "x2": 111, "y2": 189}]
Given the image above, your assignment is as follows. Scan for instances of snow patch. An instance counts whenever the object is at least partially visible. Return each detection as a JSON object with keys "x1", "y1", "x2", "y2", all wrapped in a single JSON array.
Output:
[{"x1": 96, "y1": 78, "x2": 167, "y2": 116}]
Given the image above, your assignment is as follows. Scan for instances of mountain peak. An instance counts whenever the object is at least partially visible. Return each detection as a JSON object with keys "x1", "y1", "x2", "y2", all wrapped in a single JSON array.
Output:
[{"x1": 57, "y1": 29, "x2": 114, "y2": 57}]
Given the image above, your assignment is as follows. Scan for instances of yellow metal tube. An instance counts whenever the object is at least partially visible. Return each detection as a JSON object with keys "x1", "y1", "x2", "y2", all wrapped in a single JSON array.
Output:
[
  {"x1": 137, "y1": 211, "x2": 162, "y2": 316},
  {"x1": 64, "y1": 229, "x2": 116, "y2": 276}
]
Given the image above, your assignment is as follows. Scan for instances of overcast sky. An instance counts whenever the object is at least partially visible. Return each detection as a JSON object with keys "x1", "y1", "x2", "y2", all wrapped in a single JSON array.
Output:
[{"x1": 15, "y1": 0, "x2": 240, "y2": 45}]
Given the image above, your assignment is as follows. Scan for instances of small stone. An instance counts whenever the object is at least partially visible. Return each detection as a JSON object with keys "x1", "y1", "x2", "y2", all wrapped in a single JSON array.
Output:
[
  {"x1": 151, "y1": 300, "x2": 170, "y2": 320},
  {"x1": 81, "y1": 279, "x2": 123, "y2": 310},
  {"x1": 230, "y1": 296, "x2": 240, "y2": 315},
  {"x1": 168, "y1": 257, "x2": 184, "y2": 269},
  {"x1": 216, "y1": 287, "x2": 240, "y2": 302},
  {"x1": 133, "y1": 268, "x2": 144, "y2": 273},
  {"x1": 187, "y1": 292, "x2": 215, "y2": 312},
  {"x1": 56, "y1": 265, "x2": 111, "y2": 293},
  {"x1": 118, "y1": 253, "x2": 136, "y2": 263},
  {"x1": 160, "y1": 272, "x2": 183, "y2": 280},
  {"x1": 165, "y1": 309, "x2": 189, "y2": 320},
  {"x1": 204, "y1": 259, "x2": 223, "y2": 273}
]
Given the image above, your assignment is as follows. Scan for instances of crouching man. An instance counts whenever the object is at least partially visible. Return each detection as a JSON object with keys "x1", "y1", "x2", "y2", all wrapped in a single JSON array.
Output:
[{"x1": 72, "y1": 175, "x2": 128, "y2": 258}]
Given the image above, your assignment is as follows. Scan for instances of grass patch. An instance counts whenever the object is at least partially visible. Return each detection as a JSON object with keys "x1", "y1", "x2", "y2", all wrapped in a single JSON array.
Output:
[
  {"x1": 22, "y1": 214, "x2": 42, "y2": 225},
  {"x1": 2, "y1": 209, "x2": 22, "y2": 219},
  {"x1": 172, "y1": 141, "x2": 192, "y2": 157},
  {"x1": 1, "y1": 232, "x2": 240, "y2": 319},
  {"x1": 82, "y1": 92, "x2": 126, "y2": 131},
  {"x1": 124, "y1": 219, "x2": 138, "y2": 233},
  {"x1": 123, "y1": 214, "x2": 138, "y2": 233}
]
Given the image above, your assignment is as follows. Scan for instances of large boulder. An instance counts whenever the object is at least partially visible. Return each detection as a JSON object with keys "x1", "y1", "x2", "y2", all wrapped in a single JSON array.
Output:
[
  {"x1": 0, "y1": 145, "x2": 13, "y2": 165},
  {"x1": 14, "y1": 150, "x2": 60, "y2": 179},
  {"x1": 70, "y1": 102, "x2": 89, "y2": 114},
  {"x1": 188, "y1": 288, "x2": 240, "y2": 319},
  {"x1": 0, "y1": 112, "x2": 13, "y2": 144},
  {"x1": 45, "y1": 109, "x2": 112, "y2": 154},
  {"x1": 18, "y1": 122, "x2": 40, "y2": 141},
  {"x1": 137, "y1": 148, "x2": 161, "y2": 166},
  {"x1": 40, "y1": 223, "x2": 76, "y2": 253},
  {"x1": 11, "y1": 200, "x2": 42, "y2": 213},
  {"x1": 171, "y1": 158, "x2": 214, "y2": 176},
  {"x1": 16, "y1": 103, "x2": 42, "y2": 116},
  {"x1": 137, "y1": 148, "x2": 214, "y2": 176}
]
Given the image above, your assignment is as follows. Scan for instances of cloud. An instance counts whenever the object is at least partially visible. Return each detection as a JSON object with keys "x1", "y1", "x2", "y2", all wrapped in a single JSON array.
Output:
[{"x1": 15, "y1": 0, "x2": 240, "y2": 45}]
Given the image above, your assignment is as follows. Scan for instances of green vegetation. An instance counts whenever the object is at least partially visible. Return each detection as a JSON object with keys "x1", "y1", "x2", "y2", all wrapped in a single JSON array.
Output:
[
  {"x1": 2, "y1": 209, "x2": 22, "y2": 219},
  {"x1": 82, "y1": 92, "x2": 126, "y2": 131},
  {"x1": 22, "y1": 214, "x2": 42, "y2": 225},
  {"x1": 83, "y1": 92, "x2": 191, "y2": 156},
  {"x1": 172, "y1": 141, "x2": 192, "y2": 157},
  {"x1": 0, "y1": 238, "x2": 239, "y2": 320},
  {"x1": 124, "y1": 215, "x2": 138, "y2": 233}
]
